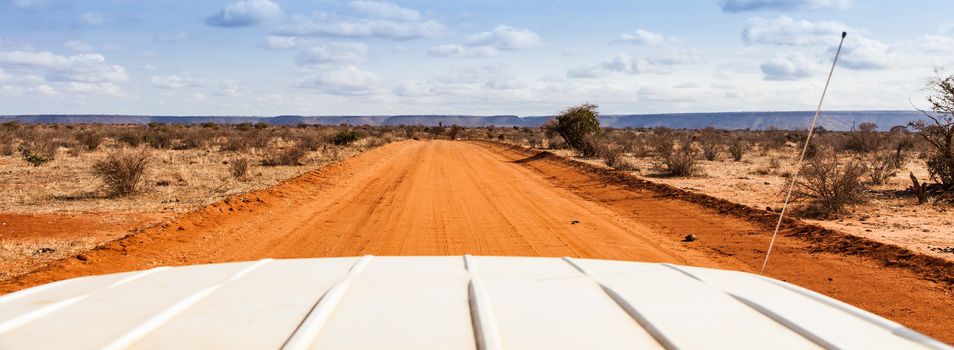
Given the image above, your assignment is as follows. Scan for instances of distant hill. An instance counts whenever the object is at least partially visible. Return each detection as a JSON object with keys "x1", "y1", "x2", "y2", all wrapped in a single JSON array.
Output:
[{"x1": 0, "y1": 110, "x2": 929, "y2": 131}]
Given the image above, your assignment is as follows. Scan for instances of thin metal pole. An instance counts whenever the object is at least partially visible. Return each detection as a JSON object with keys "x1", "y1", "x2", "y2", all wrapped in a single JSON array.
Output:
[{"x1": 760, "y1": 32, "x2": 847, "y2": 274}]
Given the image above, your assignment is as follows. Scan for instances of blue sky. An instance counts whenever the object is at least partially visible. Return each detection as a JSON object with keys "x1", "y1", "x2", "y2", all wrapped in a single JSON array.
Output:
[{"x1": 1, "y1": 0, "x2": 953, "y2": 116}]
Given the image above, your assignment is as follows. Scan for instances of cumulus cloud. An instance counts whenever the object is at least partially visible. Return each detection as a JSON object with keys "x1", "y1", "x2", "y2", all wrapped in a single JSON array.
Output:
[
  {"x1": 427, "y1": 44, "x2": 496, "y2": 58},
  {"x1": 206, "y1": 0, "x2": 282, "y2": 28},
  {"x1": 279, "y1": 18, "x2": 445, "y2": 40},
  {"x1": 720, "y1": 0, "x2": 852, "y2": 12},
  {"x1": 276, "y1": 1, "x2": 444, "y2": 40},
  {"x1": 430, "y1": 25, "x2": 539, "y2": 59},
  {"x1": 567, "y1": 49, "x2": 700, "y2": 78},
  {"x1": 760, "y1": 53, "x2": 820, "y2": 80},
  {"x1": 297, "y1": 65, "x2": 383, "y2": 95},
  {"x1": 295, "y1": 42, "x2": 368, "y2": 65},
  {"x1": 743, "y1": 16, "x2": 850, "y2": 46},
  {"x1": 465, "y1": 25, "x2": 541, "y2": 50},
  {"x1": 615, "y1": 29, "x2": 679, "y2": 46},
  {"x1": 835, "y1": 35, "x2": 893, "y2": 70},
  {"x1": 0, "y1": 50, "x2": 126, "y2": 96},
  {"x1": 0, "y1": 50, "x2": 127, "y2": 83},
  {"x1": 348, "y1": 1, "x2": 420, "y2": 21}
]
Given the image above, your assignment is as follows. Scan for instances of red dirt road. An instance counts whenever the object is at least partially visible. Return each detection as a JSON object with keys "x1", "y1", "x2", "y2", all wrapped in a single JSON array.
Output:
[{"x1": 2, "y1": 140, "x2": 952, "y2": 342}]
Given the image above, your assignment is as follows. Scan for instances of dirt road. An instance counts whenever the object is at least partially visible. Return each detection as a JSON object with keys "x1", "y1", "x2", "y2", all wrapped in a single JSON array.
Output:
[{"x1": 2, "y1": 140, "x2": 952, "y2": 342}]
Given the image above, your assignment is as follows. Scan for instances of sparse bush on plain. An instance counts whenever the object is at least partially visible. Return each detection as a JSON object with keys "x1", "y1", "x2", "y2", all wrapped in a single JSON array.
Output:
[
  {"x1": 332, "y1": 130, "x2": 361, "y2": 146},
  {"x1": 230, "y1": 158, "x2": 250, "y2": 178},
  {"x1": 795, "y1": 154, "x2": 868, "y2": 217},
  {"x1": 18, "y1": 139, "x2": 57, "y2": 167},
  {"x1": 448, "y1": 125, "x2": 461, "y2": 140},
  {"x1": 116, "y1": 130, "x2": 144, "y2": 147},
  {"x1": 92, "y1": 148, "x2": 151, "y2": 197},
  {"x1": 867, "y1": 153, "x2": 898, "y2": 185},
  {"x1": 76, "y1": 130, "x2": 105, "y2": 151},
  {"x1": 665, "y1": 149, "x2": 697, "y2": 176},
  {"x1": 261, "y1": 144, "x2": 306, "y2": 166},
  {"x1": 699, "y1": 128, "x2": 721, "y2": 161},
  {"x1": 599, "y1": 143, "x2": 635, "y2": 170},
  {"x1": 298, "y1": 133, "x2": 323, "y2": 151},
  {"x1": 651, "y1": 131, "x2": 697, "y2": 176},
  {"x1": 727, "y1": 138, "x2": 746, "y2": 161},
  {"x1": 843, "y1": 122, "x2": 883, "y2": 153}
]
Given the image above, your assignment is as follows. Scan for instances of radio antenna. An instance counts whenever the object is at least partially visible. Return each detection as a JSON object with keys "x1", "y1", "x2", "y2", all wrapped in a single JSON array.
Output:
[{"x1": 760, "y1": 31, "x2": 847, "y2": 274}]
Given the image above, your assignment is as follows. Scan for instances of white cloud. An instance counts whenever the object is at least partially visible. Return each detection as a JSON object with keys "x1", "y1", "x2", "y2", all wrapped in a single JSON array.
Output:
[
  {"x1": 261, "y1": 35, "x2": 307, "y2": 50},
  {"x1": 392, "y1": 81, "x2": 431, "y2": 97},
  {"x1": 427, "y1": 44, "x2": 496, "y2": 58},
  {"x1": 465, "y1": 25, "x2": 540, "y2": 50},
  {"x1": 63, "y1": 40, "x2": 93, "y2": 53},
  {"x1": 348, "y1": 1, "x2": 420, "y2": 21},
  {"x1": 721, "y1": 0, "x2": 852, "y2": 12},
  {"x1": 150, "y1": 74, "x2": 215, "y2": 89},
  {"x1": 278, "y1": 18, "x2": 445, "y2": 40},
  {"x1": 0, "y1": 50, "x2": 127, "y2": 83},
  {"x1": 760, "y1": 53, "x2": 820, "y2": 80},
  {"x1": 615, "y1": 29, "x2": 679, "y2": 46},
  {"x1": 913, "y1": 34, "x2": 954, "y2": 54},
  {"x1": 568, "y1": 50, "x2": 701, "y2": 78},
  {"x1": 206, "y1": 0, "x2": 282, "y2": 28},
  {"x1": 836, "y1": 35, "x2": 893, "y2": 70},
  {"x1": 276, "y1": 2, "x2": 444, "y2": 40},
  {"x1": 742, "y1": 16, "x2": 850, "y2": 46},
  {"x1": 67, "y1": 82, "x2": 123, "y2": 96},
  {"x1": 430, "y1": 25, "x2": 539, "y2": 59},
  {"x1": 484, "y1": 79, "x2": 526, "y2": 90},
  {"x1": 33, "y1": 84, "x2": 55, "y2": 95},
  {"x1": 295, "y1": 42, "x2": 368, "y2": 65},
  {"x1": 297, "y1": 65, "x2": 383, "y2": 95}
]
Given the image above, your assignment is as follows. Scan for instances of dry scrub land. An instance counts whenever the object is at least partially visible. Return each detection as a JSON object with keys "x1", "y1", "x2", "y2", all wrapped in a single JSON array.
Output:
[
  {"x1": 493, "y1": 126, "x2": 954, "y2": 262},
  {"x1": 1, "y1": 138, "x2": 952, "y2": 343},
  {"x1": 1, "y1": 122, "x2": 953, "y2": 342},
  {"x1": 0, "y1": 123, "x2": 400, "y2": 280}
]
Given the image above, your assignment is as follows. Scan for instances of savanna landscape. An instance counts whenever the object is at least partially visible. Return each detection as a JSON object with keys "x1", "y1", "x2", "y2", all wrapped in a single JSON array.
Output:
[
  {"x1": 3, "y1": 0, "x2": 954, "y2": 347},
  {"x1": 2, "y1": 86, "x2": 954, "y2": 341}
]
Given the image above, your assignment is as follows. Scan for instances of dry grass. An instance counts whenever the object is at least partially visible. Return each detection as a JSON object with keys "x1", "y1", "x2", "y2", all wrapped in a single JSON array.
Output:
[
  {"x1": 0, "y1": 123, "x2": 414, "y2": 281},
  {"x1": 493, "y1": 126, "x2": 953, "y2": 261},
  {"x1": 0, "y1": 124, "x2": 405, "y2": 214}
]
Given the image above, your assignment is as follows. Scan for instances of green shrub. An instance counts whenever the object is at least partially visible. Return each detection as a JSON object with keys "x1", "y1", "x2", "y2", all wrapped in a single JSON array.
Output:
[
  {"x1": 332, "y1": 130, "x2": 361, "y2": 146},
  {"x1": 551, "y1": 103, "x2": 601, "y2": 157}
]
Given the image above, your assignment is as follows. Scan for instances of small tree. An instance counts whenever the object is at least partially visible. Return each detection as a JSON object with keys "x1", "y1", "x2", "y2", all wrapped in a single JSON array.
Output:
[
  {"x1": 552, "y1": 103, "x2": 601, "y2": 157},
  {"x1": 844, "y1": 122, "x2": 883, "y2": 153},
  {"x1": 911, "y1": 72, "x2": 954, "y2": 188},
  {"x1": 92, "y1": 148, "x2": 151, "y2": 196}
]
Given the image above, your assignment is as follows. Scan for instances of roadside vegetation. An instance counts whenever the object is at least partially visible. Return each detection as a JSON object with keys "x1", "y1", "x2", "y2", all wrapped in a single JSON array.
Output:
[{"x1": 0, "y1": 123, "x2": 429, "y2": 213}]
